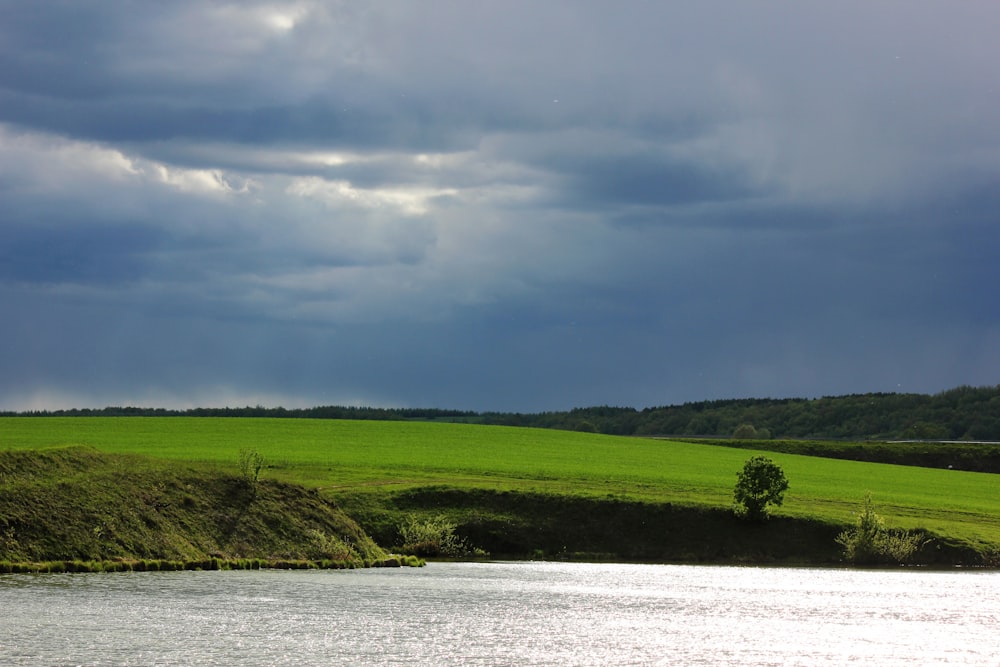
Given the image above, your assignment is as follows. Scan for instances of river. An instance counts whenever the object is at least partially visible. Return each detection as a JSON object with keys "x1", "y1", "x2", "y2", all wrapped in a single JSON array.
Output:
[{"x1": 2, "y1": 562, "x2": 997, "y2": 666}]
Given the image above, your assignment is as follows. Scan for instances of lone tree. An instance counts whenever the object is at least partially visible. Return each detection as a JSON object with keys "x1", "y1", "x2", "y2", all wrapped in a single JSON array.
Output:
[{"x1": 733, "y1": 456, "x2": 789, "y2": 521}]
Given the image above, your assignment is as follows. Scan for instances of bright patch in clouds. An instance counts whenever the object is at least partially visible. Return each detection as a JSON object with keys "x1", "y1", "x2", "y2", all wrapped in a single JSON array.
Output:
[
  {"x1": 211, "y1": 3, "x2": 312, "y2": 38},
  {"x1": 286, "y1": 177, "x2": 458, "y2": 216},
  {"x1": 154, "y1": 165, "x2": 251, "y2": 195},
  {"x1": 263, "y1": 8, "x2": 303, "y2": 32},
  {"x1": 0, "y1": 126, "x2": 139, "y2": 186},
  {"x1": 1, "y1": 125, "x2": 256, "y2": 198}
]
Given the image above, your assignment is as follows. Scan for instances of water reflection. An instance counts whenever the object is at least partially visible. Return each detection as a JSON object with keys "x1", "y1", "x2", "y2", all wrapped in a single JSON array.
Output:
[{"x1": 1, "y1": 562, "x2": 997, "y2": 665}]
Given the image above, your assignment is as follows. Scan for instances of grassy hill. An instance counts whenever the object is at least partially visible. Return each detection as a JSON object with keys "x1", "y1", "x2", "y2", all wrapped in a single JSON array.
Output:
[
  {"x1": 0, "y1": 445, "x2": 402, "y2": 571},
  {"x1": 1, "y1": 417, "x2": 998, "y2": 566}
]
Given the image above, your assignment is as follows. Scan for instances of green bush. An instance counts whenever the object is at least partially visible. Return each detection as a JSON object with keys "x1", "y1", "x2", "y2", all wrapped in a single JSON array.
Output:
[
  {"x1": 836, "y1": 492, "x2": 924, "y2": 565},
  {"x1": 397, "y1": 514, "x2": 479, "y2": 557},
  {"x1": 733, "y1": 456, "x2": 789, "y2": 521},
  {"x1": 306, "y1": 529, "x2": 360, "y2": 563}
]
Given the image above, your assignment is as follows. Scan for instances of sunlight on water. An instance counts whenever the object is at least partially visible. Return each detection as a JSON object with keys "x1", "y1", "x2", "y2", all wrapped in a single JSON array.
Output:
[{"x1": 1, "y1": 562, "x2": 998, "y2": 665}]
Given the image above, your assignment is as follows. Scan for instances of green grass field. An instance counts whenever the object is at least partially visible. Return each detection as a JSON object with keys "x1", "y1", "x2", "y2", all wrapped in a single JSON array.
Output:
[{"x1": 2, "y1": 417, "x2": 998, "y2": 548}]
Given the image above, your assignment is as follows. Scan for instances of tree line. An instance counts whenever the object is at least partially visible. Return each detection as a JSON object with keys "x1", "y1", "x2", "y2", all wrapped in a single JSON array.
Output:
[
  {"x1": 5, "y1": 384, "x2": 999, "y2": 441},
  {"x1": 480, "y1": 385, "x2": 1000, "y2": 440},
  {"x1": 3, "y1": 405, "x2": 478, "y2": 421}
]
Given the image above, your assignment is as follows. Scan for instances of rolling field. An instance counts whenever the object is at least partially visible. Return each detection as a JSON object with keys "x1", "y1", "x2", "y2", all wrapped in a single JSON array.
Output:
[{"x1": 2, "y1": 417, "x2": 999, "y2": 547}]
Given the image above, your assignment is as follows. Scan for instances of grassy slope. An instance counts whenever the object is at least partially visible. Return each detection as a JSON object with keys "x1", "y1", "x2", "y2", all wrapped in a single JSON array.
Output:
[
  {"x1": 2, "y1": 417, "x2": 998, "y2": 561},
  {"x1": 0, "y1": 446, "x2": 389, "y2": 566}
]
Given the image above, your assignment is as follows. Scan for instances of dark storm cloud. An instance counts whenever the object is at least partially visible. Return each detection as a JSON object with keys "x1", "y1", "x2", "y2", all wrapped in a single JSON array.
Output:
[
  {"x1": 0, "y1": 91, "x2": 480, "y2": 151},
  {"x1": 0, "y1": 223, "x2": 163, "y2": 286},
  {"x1": 1, "y1": 1, "x2": 999, "y2": 411},
  {"x1": 557, "y1": 153, "x2": 760, "y2": 209}
]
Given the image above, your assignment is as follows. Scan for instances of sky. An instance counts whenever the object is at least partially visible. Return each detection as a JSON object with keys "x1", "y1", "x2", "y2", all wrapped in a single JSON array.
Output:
[{"x1": 1, "y1": 1, "x2": 999, "y2": 412}]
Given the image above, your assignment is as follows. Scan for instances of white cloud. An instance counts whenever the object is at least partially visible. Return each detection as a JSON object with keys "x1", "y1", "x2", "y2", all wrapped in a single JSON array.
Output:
[
  {"x1": 0, "y1": 125, "x2": 140, "y2": 189},
  {"x1": 0, "y1": 124, "x2": 257, "y2": 200},
  {"x1": 153, "y1": 164, "x2": 254, "y2": 195}
]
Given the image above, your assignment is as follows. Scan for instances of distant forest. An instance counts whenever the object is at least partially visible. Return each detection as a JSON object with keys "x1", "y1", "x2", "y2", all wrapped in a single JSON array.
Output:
[{"x1": 7, "y1": 385, "x2": 1000, "y2": 441}]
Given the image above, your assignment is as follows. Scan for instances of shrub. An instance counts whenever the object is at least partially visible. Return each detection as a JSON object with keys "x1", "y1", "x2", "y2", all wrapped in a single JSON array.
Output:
[
  {"x1": 306, "y1": 529, "x2": 359, "y2": 563},
  {"x1": 836, "y1": 492, "x2": 924, "y2": 565},
  {"x1": 733, "y1": 456, "x2": 789, "y2": 521},
  {"x1": 397, "y1": 514, "x2": 479, "y2": 557}
]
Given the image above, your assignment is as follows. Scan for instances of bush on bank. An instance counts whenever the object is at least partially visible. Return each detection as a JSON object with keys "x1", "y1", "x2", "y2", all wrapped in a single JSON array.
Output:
[{"x1": 836, "y1": 493, "x2": 925, "y2": 565}]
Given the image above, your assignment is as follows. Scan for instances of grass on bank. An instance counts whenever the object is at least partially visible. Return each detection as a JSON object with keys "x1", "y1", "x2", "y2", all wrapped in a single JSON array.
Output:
[
  {"x1": 2, "y1": 417, "x2": 998, "y2": 555},
  {"x1": 0, "y1": 444, "x2": 418, "y2": 567}
]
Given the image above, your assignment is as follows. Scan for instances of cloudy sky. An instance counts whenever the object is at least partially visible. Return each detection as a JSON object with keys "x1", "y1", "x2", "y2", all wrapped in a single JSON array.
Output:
[{"x1": 2, "y1": 2, "x2": 998, "y2": 412}]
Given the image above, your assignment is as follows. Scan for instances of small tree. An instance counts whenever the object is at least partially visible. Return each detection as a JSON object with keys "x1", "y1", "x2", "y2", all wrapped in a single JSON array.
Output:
[
  {"x1": 237, "y1": 448, "x2": 265, "y2": 497},
  {"x1": 733, "y1": 456, "x2": 789, "y2": 520}
]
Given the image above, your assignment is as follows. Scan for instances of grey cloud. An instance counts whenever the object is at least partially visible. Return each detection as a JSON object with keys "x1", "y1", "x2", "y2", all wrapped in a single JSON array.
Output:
[
  {"x1": 0, "y1": 223, "x2": 163, "y2": 286},
  {"x1": 555, "y1": 152, "x2": 761, "y2": 209},
  {"x1": 0, "y1": 92, "x2": 462, "y2": 151},
  {"x1": 1, "y1": 1, "x2": 999, "y2": 411}
]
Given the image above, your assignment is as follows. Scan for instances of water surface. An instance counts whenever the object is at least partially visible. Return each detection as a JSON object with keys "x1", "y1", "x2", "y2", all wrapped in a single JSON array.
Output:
[{"x1": 2, "y1": 562, "x2": 997, "y2": 665}]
